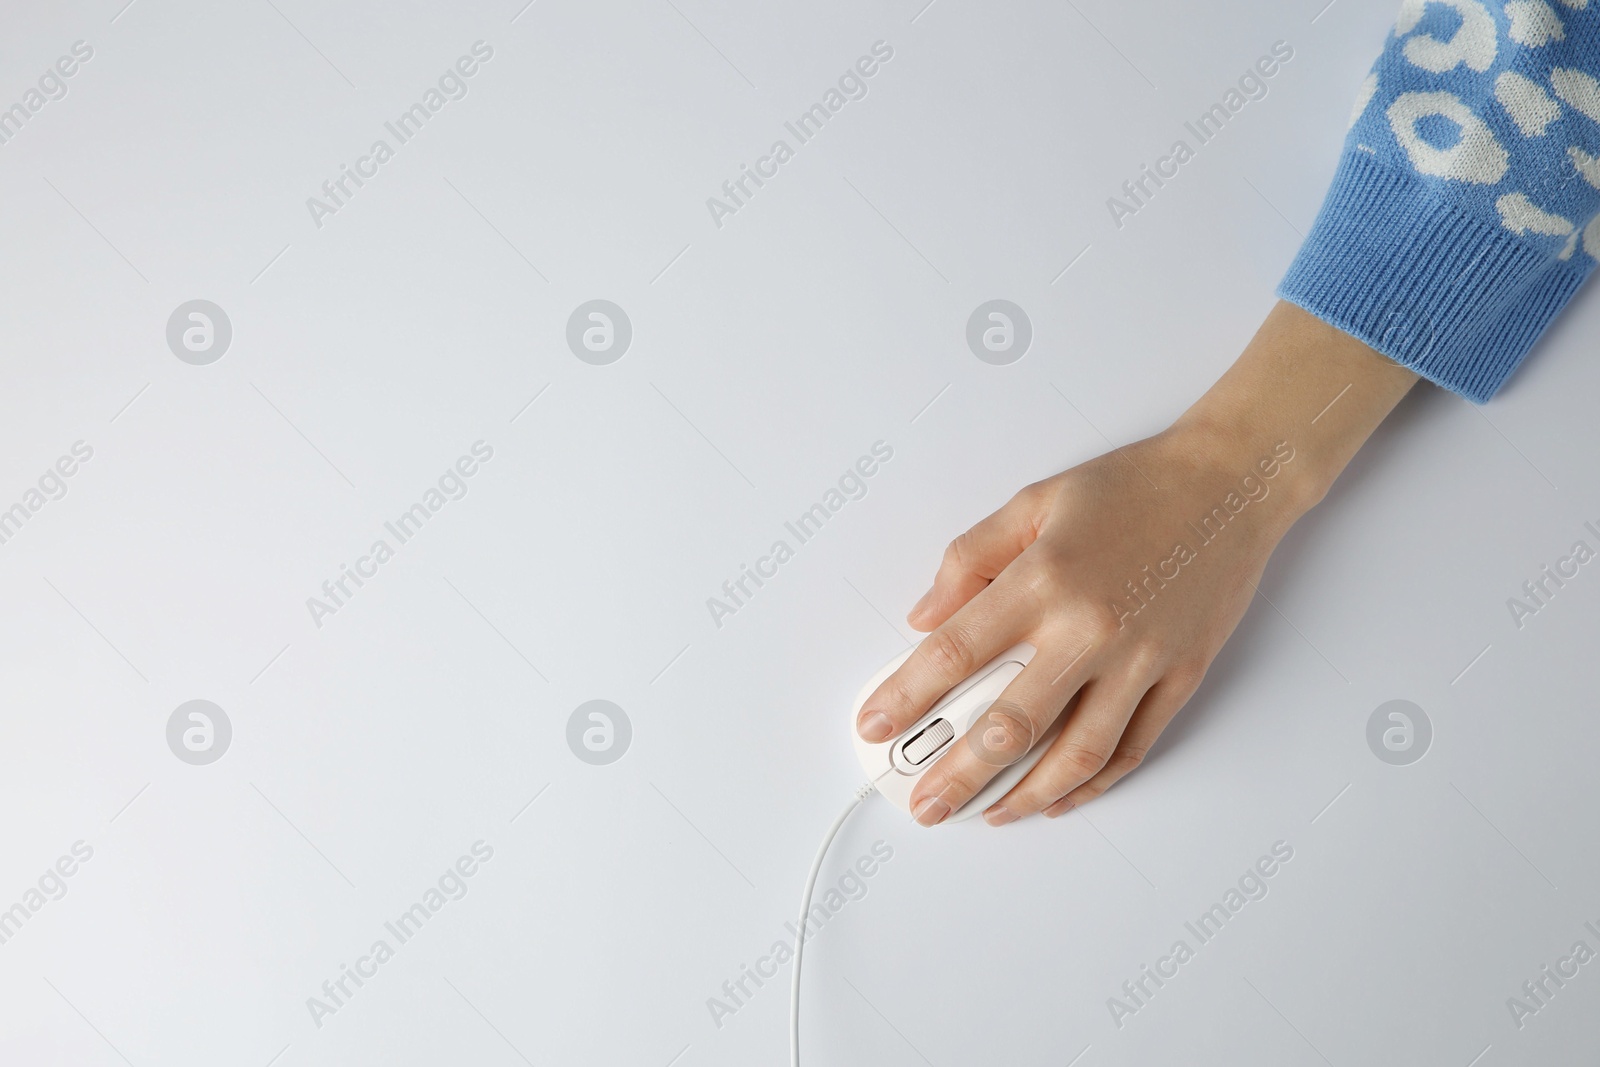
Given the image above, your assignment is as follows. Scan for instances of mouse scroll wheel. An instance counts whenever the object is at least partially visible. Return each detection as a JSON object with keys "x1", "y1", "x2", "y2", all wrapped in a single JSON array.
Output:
[{"x1": 900, "y1": 718, "x2": 955, "y2": 766}]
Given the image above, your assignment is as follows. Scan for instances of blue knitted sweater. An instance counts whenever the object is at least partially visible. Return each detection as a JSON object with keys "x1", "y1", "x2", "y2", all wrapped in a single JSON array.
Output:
[{"x1": 1280, "y1": 0, "x2": 1600, "y2": 401}]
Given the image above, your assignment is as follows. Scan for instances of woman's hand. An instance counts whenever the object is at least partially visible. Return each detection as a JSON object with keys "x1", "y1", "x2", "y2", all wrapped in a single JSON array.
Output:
[{"x1": 855, "y1": 301, "x2": 1420, "y2": 825}]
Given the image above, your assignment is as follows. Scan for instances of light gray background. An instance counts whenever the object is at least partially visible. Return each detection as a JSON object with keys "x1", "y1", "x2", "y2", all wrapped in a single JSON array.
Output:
[{"x1": 1, "y1": 0, "x2": 1596, "y2": 1064}]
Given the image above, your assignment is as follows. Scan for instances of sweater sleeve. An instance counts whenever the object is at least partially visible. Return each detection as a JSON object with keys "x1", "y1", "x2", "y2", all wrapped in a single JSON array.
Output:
[{"x1": 1278, "y1": 0, "x2": 1600, "y2": 402}]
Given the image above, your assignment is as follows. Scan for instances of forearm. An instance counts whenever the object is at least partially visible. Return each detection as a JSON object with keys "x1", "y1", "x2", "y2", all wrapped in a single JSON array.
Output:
[{"x1": 1172, "y1": 300, "x2": 1419, "y2": 523}]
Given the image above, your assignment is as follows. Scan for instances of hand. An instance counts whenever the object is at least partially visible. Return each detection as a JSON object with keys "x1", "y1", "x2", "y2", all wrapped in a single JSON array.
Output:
[{"x1": 855, "y1": 301, "x2": 1419, "y2": 825}]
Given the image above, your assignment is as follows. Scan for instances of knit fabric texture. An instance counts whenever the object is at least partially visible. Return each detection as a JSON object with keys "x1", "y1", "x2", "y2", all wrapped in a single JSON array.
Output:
[{"x1": 1280, "y1": 0, "x2": 1600, "y2": 402}]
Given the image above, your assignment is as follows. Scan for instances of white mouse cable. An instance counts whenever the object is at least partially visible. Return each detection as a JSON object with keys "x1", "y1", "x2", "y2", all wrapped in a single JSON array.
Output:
[{"x1": 790, "y1": 779, "x2": 878, "y2": 1067}]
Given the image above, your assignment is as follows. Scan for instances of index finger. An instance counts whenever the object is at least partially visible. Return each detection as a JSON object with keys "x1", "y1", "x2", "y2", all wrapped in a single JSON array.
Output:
[{"x1": 855, "y1": 575, "x2": 1036, "y2": 742}]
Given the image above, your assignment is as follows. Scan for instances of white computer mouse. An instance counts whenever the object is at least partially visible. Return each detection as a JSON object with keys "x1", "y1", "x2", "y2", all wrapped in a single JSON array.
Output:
[{"x1": 851, "y1": 642, "x2": 1065, "y2": 823}]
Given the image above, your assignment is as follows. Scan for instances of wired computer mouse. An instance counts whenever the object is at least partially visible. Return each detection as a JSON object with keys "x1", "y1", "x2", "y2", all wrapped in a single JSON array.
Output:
[
  {"x1": 793, "y1": 640, "x2": 1065, "y2": 1063},
  {"x1": 850, "y1": 641, "x2": 1064, "y2": 823}
]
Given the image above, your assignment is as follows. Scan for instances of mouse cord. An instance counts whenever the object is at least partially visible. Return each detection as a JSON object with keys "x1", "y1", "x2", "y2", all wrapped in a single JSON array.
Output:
[{"x1": 790, "y1": 780, "x2": 877, "y2": 1067}]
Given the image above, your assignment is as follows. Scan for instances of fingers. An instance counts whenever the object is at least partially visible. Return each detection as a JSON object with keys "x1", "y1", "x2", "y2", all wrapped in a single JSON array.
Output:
[
  {"x1": 907, "y1": 486, "x2": 1045, "y2": 632},
  {"x1": 1040, "y1": 670, "x2": 1202, "y2": 816},
  {"x1": 904, "y1": 640, "x2": 1096, "y2": 826},
  {"x1": 983, "y1": 664, "x2": 1161, "y2": 825},
  {"x1": 855, "y1": 573, "x2": 1040, "y2": 743}
]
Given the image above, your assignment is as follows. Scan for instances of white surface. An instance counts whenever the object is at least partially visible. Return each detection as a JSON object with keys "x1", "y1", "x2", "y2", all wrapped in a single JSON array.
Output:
[{"x1": 1, "y1": 1, "x2": 1597, "y2": 1064}]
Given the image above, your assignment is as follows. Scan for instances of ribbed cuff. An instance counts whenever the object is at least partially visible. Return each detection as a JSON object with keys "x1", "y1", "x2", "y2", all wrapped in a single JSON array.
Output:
[{"x1": 1277, "y1": 149, "x2": 1592, "y2": 403}]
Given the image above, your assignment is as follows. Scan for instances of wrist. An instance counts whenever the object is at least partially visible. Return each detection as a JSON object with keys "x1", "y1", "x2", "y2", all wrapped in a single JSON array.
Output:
[
  {"x1": 1161, "y1": 412, "x2": 1327, "y2": 537},
  {"x1": 1174, "y1": 301, "x2": 1418, "y2": 522}
]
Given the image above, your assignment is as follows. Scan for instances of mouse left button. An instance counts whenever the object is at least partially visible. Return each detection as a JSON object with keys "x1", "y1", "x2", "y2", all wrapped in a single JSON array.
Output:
[{"x1": 851, "y1": 713, "x2": 897, "y2": 780}]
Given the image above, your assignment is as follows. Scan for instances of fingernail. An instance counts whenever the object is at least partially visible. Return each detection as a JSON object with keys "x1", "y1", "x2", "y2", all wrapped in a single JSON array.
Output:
[
  {"x1": 858, "y1": 711, "x2": 893, "y2": 742},
  {"x1": 912, "y1": 796, "x2": 951, "y2": 826},
  {"x1": 908, "y1": 589, "x2": 932, "y2": 619},
  {"x1": 983, "y1": 806, "x2": 1017, "y2": 827},
  {"x1": 1044, "y1": 799, "x2": 1075, "y2": 819}
]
